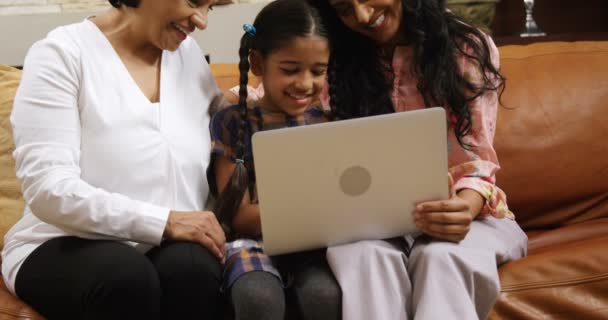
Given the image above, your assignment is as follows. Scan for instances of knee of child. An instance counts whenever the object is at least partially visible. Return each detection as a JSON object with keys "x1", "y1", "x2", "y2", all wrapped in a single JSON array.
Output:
[
  {"x1": 293, "y1": 272, "x2": 341, "y2": 309},
  {"x1": 293, "y1": 281, "x2": 341, "y2": 320},
  {"x1": 231, "y1": 272, "x2": 285, "y2": 308},
  {"x1": 252, "y1": 285, "x2": 283, "y2": 307},
  {"x1": 303, "y1": 280, "x2": 341, "y2": 305}
]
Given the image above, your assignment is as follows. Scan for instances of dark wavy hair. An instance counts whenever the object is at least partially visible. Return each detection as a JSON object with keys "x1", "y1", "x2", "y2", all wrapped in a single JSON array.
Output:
[
  {"x1": 310, "y1": 0, "x2": 505, "y2": 148},
  {"x1": 213, "y1": 0, "x2": 329, "y2": 238},
  {"x1": 108, "y1": 0, "x2": 139, "y2": 8}
]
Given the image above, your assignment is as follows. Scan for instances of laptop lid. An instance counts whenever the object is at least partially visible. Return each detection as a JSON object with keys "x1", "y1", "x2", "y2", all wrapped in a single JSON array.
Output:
[{"x1": 252, "y1": 107, "x2": 449, "y2": 256}]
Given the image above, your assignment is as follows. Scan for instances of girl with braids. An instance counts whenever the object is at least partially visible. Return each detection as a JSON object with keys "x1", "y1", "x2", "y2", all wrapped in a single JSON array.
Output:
[
  {"x1": 209, "y1": 0, "x2": 341, "y2": 319},
  {"x1": 306, "y1": 0, "x2": 528, "y2": 319}
]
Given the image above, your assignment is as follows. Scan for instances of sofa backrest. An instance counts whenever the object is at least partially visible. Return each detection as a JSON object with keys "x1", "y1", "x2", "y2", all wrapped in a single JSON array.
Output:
[
  {"x1": 0, "y1": 65, "x2": 24, "y2": 250},
  {"x1": 495, "y1": 41, "x2": 608, "y2": 230}
]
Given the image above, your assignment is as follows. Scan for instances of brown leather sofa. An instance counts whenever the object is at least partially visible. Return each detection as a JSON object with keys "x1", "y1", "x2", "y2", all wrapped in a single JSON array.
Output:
[
  {"x1": 1, "y1": 40, "x2": 607, "y2": 319},
  {"x1": 488, "y1": 40, "x2": 608, "y2": 319}
]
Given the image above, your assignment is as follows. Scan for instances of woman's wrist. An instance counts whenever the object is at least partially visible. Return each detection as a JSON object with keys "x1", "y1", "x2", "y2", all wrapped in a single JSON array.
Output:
[{"x1": 163, "y1": 210, "x2": 177, "y2": 238}]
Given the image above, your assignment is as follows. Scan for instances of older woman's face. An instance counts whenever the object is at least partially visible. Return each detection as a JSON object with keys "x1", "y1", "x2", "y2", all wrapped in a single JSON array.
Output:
[
  {"x1": 329, "y1": 0, "x2": 402, "y2": 44},
  {"x1": 140, "y1": 0, "x2": 216, "y2": 51}
]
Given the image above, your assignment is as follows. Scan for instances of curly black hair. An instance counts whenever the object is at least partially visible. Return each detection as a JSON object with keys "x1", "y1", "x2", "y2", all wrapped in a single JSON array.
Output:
[{"x1": 310, "y1": 0, "x2": 505, "y2": 148}]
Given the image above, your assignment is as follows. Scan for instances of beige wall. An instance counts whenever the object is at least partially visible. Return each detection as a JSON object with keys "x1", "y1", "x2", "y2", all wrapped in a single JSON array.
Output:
[
  {"x1": 0, "y1": 3, "x2": 265, "y2": 65},
  {"x1": 0, "y1": 0, "x2": 109, "y2": 16},
  {"x1": 0, "y1": 0, "x2": 267, "y2": 16}
]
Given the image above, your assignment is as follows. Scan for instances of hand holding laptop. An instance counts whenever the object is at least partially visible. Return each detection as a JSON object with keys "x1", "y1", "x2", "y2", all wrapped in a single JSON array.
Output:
[{"x1": 414, "y1": 173, "x2": 483, "y2": 243}]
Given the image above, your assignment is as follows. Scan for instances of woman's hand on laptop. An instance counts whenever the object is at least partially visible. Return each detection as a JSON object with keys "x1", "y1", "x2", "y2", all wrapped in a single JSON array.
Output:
[{"x1": 413, "y1": 174, "x2": 484, "y2": 242}]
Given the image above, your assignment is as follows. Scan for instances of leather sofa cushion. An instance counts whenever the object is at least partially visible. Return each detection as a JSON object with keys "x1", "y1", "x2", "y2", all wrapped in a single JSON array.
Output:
[
  {"x1": 495, "y1": 41, "x2": 608, "y2": 230},
  {"x1": 527, "y1": 217, "x2": 608, "y2": 253},
  {"x1": 0, "y1": 65, "x2": 24, "y2": 252},
  {"x1": 491, "y1": 234, "x2": 608, "y2": 319}
]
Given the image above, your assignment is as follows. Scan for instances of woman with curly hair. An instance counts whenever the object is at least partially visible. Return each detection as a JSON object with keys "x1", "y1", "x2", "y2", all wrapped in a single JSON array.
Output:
[{"x1": 308, "y1": 0, "x2": 528, "y2": 318}]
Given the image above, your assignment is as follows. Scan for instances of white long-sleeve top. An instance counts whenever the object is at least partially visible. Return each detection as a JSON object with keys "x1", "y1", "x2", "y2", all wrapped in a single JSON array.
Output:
[{"x1": 2, "y1": 19, "x2": 223, "y2": 294}]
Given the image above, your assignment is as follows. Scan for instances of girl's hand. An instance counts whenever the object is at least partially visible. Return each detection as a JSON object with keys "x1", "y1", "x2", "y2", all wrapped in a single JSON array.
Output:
[
  {"x1": 164, "y1": 210, "x2": 226, "y2": 260},
  {"x1": 413, "y1": 174, "x2": 476, "y2": 243}
]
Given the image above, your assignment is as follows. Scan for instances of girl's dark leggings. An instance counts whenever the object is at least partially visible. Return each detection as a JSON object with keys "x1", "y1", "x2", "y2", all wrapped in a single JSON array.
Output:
[
  {"x1": 15, "y1": 236, "x2": 223, "y2": 320},
  {"x1": 230, "y1": 249, "x2": 342, "y2": 320}
]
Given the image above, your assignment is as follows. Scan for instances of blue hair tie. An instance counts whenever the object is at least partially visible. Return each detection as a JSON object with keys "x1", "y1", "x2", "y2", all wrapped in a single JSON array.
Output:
[
  {"x1": 243, "y1": 24, "x2": 256, "y2": 37},
  {"x1": 235, "y1": 158, "x2": 245, "y2": 164}
]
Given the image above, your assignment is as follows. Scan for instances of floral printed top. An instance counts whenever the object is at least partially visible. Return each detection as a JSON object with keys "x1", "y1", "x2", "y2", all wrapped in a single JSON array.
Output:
[{"x1": 388, "y1": 36, "x2": 514, "y2": 219}]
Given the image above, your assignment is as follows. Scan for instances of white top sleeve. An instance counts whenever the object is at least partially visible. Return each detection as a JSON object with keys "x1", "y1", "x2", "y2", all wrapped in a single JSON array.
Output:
[{"x1": 11, "y1": 34, "x2": 169, "y2": 245}]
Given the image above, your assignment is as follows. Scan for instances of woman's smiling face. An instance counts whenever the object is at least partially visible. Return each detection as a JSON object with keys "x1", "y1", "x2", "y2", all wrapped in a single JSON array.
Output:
[
  {"x1": 329, "y1": 0, "x2": 403, "y2": 44},
  {"x1": 137, "y1": 0, "x2": 216, "y2": 51}
]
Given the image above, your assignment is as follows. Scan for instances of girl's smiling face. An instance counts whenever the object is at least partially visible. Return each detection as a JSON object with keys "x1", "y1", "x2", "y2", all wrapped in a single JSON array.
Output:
[
  {"x1": 329, "y1": 0, "x2": 403, "y2": 44},
  {"x1": 252, "y1": 35, "x2": 330, "y2": 116}
]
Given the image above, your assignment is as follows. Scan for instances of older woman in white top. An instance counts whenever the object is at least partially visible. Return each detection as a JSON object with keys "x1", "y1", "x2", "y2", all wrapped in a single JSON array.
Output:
[{"x1": 2, "y1": 0, "x2": 226, "y2": 319}]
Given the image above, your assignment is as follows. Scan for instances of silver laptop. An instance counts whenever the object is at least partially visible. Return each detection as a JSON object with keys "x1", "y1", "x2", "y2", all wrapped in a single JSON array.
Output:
[{"x1": 251, "y1": 107, "x2": 449, "y2": 256}]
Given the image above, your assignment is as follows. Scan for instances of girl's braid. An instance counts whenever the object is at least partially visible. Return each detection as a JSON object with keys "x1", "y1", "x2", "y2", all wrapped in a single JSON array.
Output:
[{"x1": 213, "y1": 33, "x2": 254, "y2": 239}]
